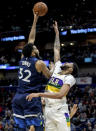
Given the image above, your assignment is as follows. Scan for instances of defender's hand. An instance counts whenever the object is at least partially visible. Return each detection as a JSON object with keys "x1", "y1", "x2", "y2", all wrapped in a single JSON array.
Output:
[
  {"x1": 26, "y1": 93, "x2": 40, "y2": 101},
  {"x1": 53, "y1": 21, "x2": 59, "y2": 34}
]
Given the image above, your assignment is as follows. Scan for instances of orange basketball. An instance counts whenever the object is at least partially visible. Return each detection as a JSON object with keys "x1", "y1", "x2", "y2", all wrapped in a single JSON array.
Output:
[{"x1": 33, "y1": 2, "x2": 48, "y2": 16}]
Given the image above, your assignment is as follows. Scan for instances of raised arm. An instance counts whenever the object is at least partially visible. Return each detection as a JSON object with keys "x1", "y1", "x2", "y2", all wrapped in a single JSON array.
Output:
[
  {"x1": 28, "y1": 12, "x2": 39, "y2": 44},
  {"x1": 53, "y1": 21, "x2": 60, "y2": 63}
]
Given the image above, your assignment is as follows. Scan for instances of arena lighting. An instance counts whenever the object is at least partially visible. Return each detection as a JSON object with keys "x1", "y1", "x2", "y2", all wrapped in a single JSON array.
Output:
[
  {"x1": 0, "y1": 65, "x2": 8, "y2": 69},
  {"x1": 1, "y1": 35, "x2": 25, "y2": 42},
  {"x1": 84, "y1": 57, "x2": 92, "y2": 63},
  {"x1": 61, "y1": 27, "x2": 96, "y2": 35},
  {"x1": 18, "y1": 49, "x2": 22, "y2": 53},
  {"x1": 70, "y1": 43, "x2": 74, "y2": 46},
  {"x1": 70, "y1": 28, "x2": 96, "y2": 34},
  {"x1": 61, "y1": 43, "x2": 65, "y2": 46},
  {"x1": 43, "y1": 60, "x2": 49, "y2": 66},
  {"x1": 0, "y1": 64, "x2": 19, "y2": 69},
  {"x1": 61, "y1": 28, "x2": 64, "y2": 31},
  {"x1": 60, "y1": 31, "x2": 67, "y2": 35},
  {"x1": 6, "y1": 66, "x2": 19, "y2": 70}
]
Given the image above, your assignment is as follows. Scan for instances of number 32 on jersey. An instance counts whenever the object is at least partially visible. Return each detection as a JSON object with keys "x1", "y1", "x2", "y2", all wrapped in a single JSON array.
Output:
[{"x1": 19, "y1": 68, "x2": 31, "y2": 82}]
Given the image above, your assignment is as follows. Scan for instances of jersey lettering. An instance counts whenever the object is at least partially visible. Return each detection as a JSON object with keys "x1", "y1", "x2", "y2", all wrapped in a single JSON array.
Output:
[
  {"x1": 49, "y1": 77, "x2": 59, "y2": 86},
  {"x1": 22, "y1": 61, "x2": 31, "y2": 67}
]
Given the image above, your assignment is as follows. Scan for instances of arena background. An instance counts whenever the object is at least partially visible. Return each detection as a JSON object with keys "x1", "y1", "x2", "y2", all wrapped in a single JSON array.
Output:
[{"x1": 0, "y1": 0, "x2": 96, "y2": 131}]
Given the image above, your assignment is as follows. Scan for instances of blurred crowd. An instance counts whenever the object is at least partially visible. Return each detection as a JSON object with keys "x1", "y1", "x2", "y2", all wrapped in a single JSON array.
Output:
[
  {"x1": 0, "y1": 85, "x2": 96, "y2": 131},
  {"x1": 68, "y1": 85, "x2": 96, "y2": 131},
  {"x1": 0, "y1": 45, "x2": 96, "y2": 67},
  {"x1": 42, "y1": 45, "x2": 96, "y2": 64},
  {"x1": 0, "y1": 80, "x2": 18, "y2": 87},
  {"x1": 0, "y1": 88, "x2": 15, "y2": 131}
]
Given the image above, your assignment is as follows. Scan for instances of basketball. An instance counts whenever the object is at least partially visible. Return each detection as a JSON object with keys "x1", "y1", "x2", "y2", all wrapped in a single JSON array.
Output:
[{"x1": 33, "y1": 2, "x2": 48, "y2": 16}]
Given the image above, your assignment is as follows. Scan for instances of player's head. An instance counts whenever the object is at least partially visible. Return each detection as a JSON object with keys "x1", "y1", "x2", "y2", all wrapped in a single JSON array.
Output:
[
  {"x1": 61, "y1": 62, "x2": 79, "y2": 77},
  {"x1": 22, "y1": 43, "x2": 39, "y2": 58}
]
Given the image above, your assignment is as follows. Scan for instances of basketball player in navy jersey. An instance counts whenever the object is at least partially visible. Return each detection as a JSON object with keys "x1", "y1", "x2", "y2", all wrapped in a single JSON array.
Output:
[{"x1": 12, "y1": 12, "x2": 51, "y2": 131}]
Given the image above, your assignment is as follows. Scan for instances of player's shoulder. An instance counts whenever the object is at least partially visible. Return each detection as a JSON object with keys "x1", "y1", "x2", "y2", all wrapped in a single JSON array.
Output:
[
  {"x1": 65, "y1": 74, "x2": 75, "y2": 79},
  {"x1": 62, "y1": 74, "x2": 76, "y2": 88},
  {"x1": 54, "y1": 61, "x2": 62, "y2": 70},
  {"x1": 35, "y1": 60, "x2": 46, "y2": 71},
  {"x1": 55, "y1": 61, "x2": 62, "y2": 66},
  {"x1": 30, "y1": 56, "x2": 38, "y2": 61},
  {"x1": 65, "y1": 74, "x2": 76, "y2": 82},
  {"x1": 36, "y1": 60, "x2": 45, "y2": 65}
]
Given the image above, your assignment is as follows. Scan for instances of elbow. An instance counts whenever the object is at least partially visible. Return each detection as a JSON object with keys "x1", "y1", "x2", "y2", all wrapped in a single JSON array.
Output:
[
  {"x1": 56, "y1": 91, "x2": 67, "y2": 99},
  {"x1": 56, "y1": 94, "x2": 64, "y2": 99},
  {"x1": 57, "y1": 96, "x2": 62, "y2": 99}
]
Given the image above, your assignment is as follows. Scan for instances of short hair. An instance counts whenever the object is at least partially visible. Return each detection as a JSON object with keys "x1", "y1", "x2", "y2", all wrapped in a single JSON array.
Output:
[
  {"x1": 22, "y1": 43, "x2": 34, "y2": 58},
  {"x1": 71, "y1": 63, "x2": 79, "y2": 77}
]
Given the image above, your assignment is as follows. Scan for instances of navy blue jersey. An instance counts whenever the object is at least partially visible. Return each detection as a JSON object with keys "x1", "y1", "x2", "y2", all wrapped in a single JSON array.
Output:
[{"x1": 17, "y1": 57, "x2": 43, "y2": 93}]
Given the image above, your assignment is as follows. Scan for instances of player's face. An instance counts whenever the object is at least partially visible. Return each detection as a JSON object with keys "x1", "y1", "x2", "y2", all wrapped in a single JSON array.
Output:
[
  {"x1": 64, "y1": 62, "x2": 73, "y2": 68},
  {"x1": 32, "y1": 45, "x2": 39, "y2": 57},
  {"x1": 61, "y1": 62, "x2": 73, "y2": 70}
]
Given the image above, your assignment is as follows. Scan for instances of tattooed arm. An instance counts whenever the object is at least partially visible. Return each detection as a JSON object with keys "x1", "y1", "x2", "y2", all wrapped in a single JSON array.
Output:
[{"x1": 53, "y1": 21, "x2": 60, "y2": 63}]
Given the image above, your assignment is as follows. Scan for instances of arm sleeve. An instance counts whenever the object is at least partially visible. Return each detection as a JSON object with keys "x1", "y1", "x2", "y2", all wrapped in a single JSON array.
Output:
[
  {"x1": 64, "y1": 75, "x2": 76, "y2": 88},
  {"x1": 53, "y1": 61, "x2": 62, "y2": 74}
]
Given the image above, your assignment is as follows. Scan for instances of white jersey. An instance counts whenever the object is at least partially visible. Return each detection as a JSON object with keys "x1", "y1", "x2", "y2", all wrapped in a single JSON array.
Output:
[{"x1": 45, "y1": 61, "x2": 76, "y2": 110}]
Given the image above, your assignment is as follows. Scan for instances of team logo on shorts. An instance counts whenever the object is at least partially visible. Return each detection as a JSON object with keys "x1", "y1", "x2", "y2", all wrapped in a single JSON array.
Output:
[{"x1": 64, "y1": 113, "x2": 70, "y2": 127}]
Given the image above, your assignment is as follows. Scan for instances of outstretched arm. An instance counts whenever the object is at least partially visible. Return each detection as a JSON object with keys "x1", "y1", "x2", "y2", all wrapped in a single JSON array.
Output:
[
  {"x1": 53, "y1": 21, "x2": 60, "y2": 63},
  {"x1": 28, "y1": 12, "x2": 39, "y2": 44},
  {"x1": 26, "y1": 76, "x2": 75, "y2": 100},
  {"x1": 26, "y1": 84, "x2": 70, "y2": 100}
]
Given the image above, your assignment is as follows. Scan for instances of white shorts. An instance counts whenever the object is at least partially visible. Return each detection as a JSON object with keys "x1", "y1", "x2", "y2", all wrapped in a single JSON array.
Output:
[{"x1": 44, "y1": 106, "x2": 71, "y2": 131}]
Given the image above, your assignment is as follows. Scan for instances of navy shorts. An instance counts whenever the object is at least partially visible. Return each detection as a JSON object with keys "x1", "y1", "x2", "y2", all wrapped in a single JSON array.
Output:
[{"x1": 12, "y1": 93, "x2": 44, "y2": 131}]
